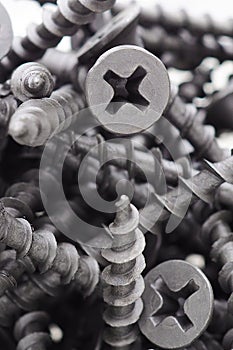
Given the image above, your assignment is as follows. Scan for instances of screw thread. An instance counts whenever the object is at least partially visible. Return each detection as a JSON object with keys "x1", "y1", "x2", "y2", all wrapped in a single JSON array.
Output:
[
  {"x1": 75, "y1": 134, "x2": 187, "y2": 186},
  {"x1": 0, "y1": 206, "x2": 99, "y2": 294},
  {"x1": 0, "y1": 0, "x2": 115, "y2": 80},
  {"x1": 141, "y1": 156, "x2": 233, "y2": 232},
  {"x1": 141, "y1": 4, "x2": 233, "y2": 38},
  {"x1": 11, "y1": 62, "x2": 54, "y2": 102},
  {"x1": 14, "y1": 311, "x2": 51, "y2": 350},
  {"x1": 202, "y1": 211, "x2": 233, "y2": 295},
  {"x1": 165, "y1": 86, "x2": 227, "y2": 162},
  {"x1": 101, "y1": 195, "x2": 145, "y2": 348},
  {"x1": 0, "y1": 250, "x2": 35, "y2": 297},
  {"x1": 8, "y1": 85, "x2": 84, "y2": 147},
  {"x1": 141, "y1": 25, "x2": 233, "y2": 70}
]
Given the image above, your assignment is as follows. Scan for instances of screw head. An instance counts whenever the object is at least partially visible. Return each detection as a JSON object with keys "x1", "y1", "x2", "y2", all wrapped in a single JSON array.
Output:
[
  {"x1": 139, "y1": 260, "x2": 213, "y2": 349},
  {"x1": 86, "y1": 45, "x2": 170, "y2": 135},
  {"x1": 0, "y1": 3, "x2": 13, "y2": 59}
]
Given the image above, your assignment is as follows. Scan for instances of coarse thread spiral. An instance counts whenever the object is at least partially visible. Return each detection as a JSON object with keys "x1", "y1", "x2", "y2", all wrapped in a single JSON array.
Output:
[
  {"x1": 201, "y1": 210, "x2": 233, "y2": 313},
  {"x1": 14, "y1": 311, "x2": 52, "y2": 350},
  {"x1": 101, "y1": 195, "x2": 146, "y2": 348},
  {"x1": 141, "y1": 26, "x2": 233, "y2": 70},
  {"x1": 74, "y1": 134, "x2": 190, "y2": 186},
  {"x1": 8, "y1": 84, "x2": 84, "y2": 147},
  {"x1": 10, "y1": 62, "x2": 54, "y2": 102},
  {"x1": 184, "y1": 333, "x2": 223, "y2": 350},
  {"x1": 141, "y1": 156, "x2": 233, "y2": 233},
  {"x1": 0, "y1": 249, "x2": 35, "y2": 297},
  {"x1": 115, "y1": 2, "x2": 233, "y2": 38},
  {"x1": 165, "y1": 85, "x2": 228, "y2": 162},
  {"x1": 142, "y1": 4, "x2": 233, "y2": 38},
  {"x1": 0, "y1": 0, "x2": 116, "y2": 81},
  {"x1": 0, "y1": 270, "x2": 60, "y2": 327}
]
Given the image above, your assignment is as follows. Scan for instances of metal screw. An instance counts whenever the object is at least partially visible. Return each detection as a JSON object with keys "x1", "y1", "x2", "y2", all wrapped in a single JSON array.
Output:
[
  {"x1": 40, "y1": 5, "x2": 141, "y2": 89},
  {"x1": 74, "y1": 134, "x2": 191, "y2": 187},
  {"x1": 202, "y1": 210, "x2": 233, "y2": 314},
  {"x1": 10, "y1": 62, "x2": 54, "y2": 102},
  {"x1": 85, "y1": 45, "x2": 170, "y2": 135},
  {"x1": 139, "y1": 260, "x2": 214, "y2": 349},
  {"x1": 140, "y1": 155, "x2": 233, "y2": 233},
  {"x1": 8, "y1": 85, "x2": 84, "y2": 147},
  {"x1": 0, "y1": 2, "x2": 13, "y2": 60},
  {"x1": 14, "y1": 311, "x2": 52, "y2": 350},
  {"x1": 165, "y1": 84, "x2": 228, "y2": 162},
  {"x1": 101, "y1": 195, "x2": 146, "y2": 348},
  {"x1": 0, "y1": 0, "x2": 116, "y2": 81}
]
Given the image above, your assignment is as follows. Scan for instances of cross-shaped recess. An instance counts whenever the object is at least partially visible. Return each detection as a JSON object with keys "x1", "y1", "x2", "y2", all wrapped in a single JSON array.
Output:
[
  {"x1": 104, "y1": 66, "x2": 150, "y2": 115},
  {"x1": 150, "y1": 276, "x2": 199, "y2": 332}
]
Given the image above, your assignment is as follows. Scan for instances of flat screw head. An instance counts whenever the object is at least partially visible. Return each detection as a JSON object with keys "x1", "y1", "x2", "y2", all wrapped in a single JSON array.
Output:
[
  {"x1": 139, "y1": 260, "x2": 214, "y2": 349},
  {"x1": 86, "y1": 45, "x2": 170, "y2": 135},
  {"x1": 0, "y1": 3, "x2": 13, "y2": 59}
]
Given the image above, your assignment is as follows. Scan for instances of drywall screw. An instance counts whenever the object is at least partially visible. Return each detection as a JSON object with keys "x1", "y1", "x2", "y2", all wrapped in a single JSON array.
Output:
[
  {"x1": 0, "y1": 251, "x2": 99, "y2": 328},
  {"x1": 201, "y1": 210, "x2": 233, "y2": 314},
  {"x1": 140, "y1": 155, "x2": 233, "y2": 233},
  {"x1": 8, "y1": 84, "x2": 84, "y2": 147},
  {"x1": 223, "y1": 328, "x2": 233, "y2": 350},
  {"x1": 114, "y1": 2, "x2": 233, "y2": 38},
  {"x1": 208, "y1": 300, "x2": 233, "y2": 337},
  {"x1": 186, "y1": 332, "x2": 223, "y2": 350},
  {"x1": 139, "y1": 260, "x2": 214, "y2": 349},
  {"x1": 0, "y1": 270, "x2": 61, "y2": 327},
  {"x1": 0, "y1": 94, "x2": 18, "y2": 155},
  {"x1": 85, "y1": 45, "x2": 170, "y2": 135},
  {"x1": 141, "y1": 25, "x2": 233, "y2": 70},
  {"x1": 0, "y1": 204, "x2": 100, "y2": 291},
  {"x1": 0, "y1": 0, "x2": 116, "y2": 81},
  {"x1": 74, "y1": 134, "x2": 191, "y2": 186},
  {"x1": 165, "y1": 84, "x2": 228, "y2": 162},
  {"x1": 40, "y1": 5, "x2": 141, "y2": 89},
  {"x1": 0, "y1": 249, "x2": 35, "y2": 297},
  {"x1": 1, "y1": 169, "x2": 45, "y2": 222},
  {"x1": 10, "y1": 62, "x2": 54, "y2": 102},
  {"x1": 179, "y1": 59, "x2": 215, "y2": 102},
  {"x1": 14, "y1": 311, "x2": 52, "y2": 350},
  {"x1": 0, "y1": 2, "x2": 13, "y2": 60},
  {"x1": 101, "y1": 195, "x2": 146, "y2": 348},
  {"x1": 215, "y1": 183, "x2": 233, "y2": 211},
  {"x1": 205, "y1": 81, "x2": 233, "y2": 131}
]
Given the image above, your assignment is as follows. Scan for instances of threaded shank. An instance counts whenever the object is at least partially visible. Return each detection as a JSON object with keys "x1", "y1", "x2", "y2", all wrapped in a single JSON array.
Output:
[
  {"x1": 0, "y1": 0, "x2": 115, "y2": 80},
  {"x1": 101, "y1": 195, "x2": 145, "y2": 348},
  {"x1": 9, "y1": 85, "x2": 83, "y2": 147}
]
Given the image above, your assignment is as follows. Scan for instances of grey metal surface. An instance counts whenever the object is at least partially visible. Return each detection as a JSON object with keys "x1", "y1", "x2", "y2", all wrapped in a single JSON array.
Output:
[{"x1": 139, "y1": 260, "x2": 214, "y2": 349}]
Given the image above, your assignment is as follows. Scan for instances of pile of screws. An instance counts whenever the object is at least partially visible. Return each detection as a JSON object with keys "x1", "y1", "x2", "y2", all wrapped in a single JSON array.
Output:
[{"x1": 1, "y1": 0, "x2": 233, "y2": 349}]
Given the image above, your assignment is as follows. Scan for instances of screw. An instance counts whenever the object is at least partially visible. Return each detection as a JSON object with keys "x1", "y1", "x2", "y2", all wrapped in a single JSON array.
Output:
[
  {"x1": 8, "y1": 85, "x2": 84, "y2": 147},
  {"x1": 201, "y1": 210, "x2": 233, "y2": 314},
  {"x1": 179, "y1": 59, "x2": 216, "y2": 103},
  {"x1": 205, "y1": 81, "x2": 233, "y2": 131},
  {"x1": 10, "y1": 62, "x2": 54, "y2": 102},
  {"x1": 85, "y1": 45, "x2": 170, "y2": 135},
  {"x1": 40, "y1": 5, "x2": 141, "y2": 89},
  {"x1": 14, "y1": 311, "x2": 52, "y2": 350},
  {"x1": 101, "y1": 195, "x2": 146, "y2": 348},
  {"x1": 140, "y1": 155, "x2": 233, "y2": 233},
  {"x1": 74, "y1": 134, "x2": 191, "y2": 187},
  {"x1": 0, "y1": 2, "x2": 13, "y2": 60},
  {"x1": 0, "y1": 249, "x2": 35, "y2": 297},
  {"x1": 141, "y1": 25, "x2": 233, "y2": 70},
  {"x1": 139, "y1": 260, "x2": 214, "y2": 349},
  {"x1": 115, "y1": 2, "x2": 233, "y2": 38},
  {"x1": 165, "y1": 84, "x2": 228, "y2": 162},
  {"x1": 0, "y1": 0, "x2": 116, "y2": 81}
]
